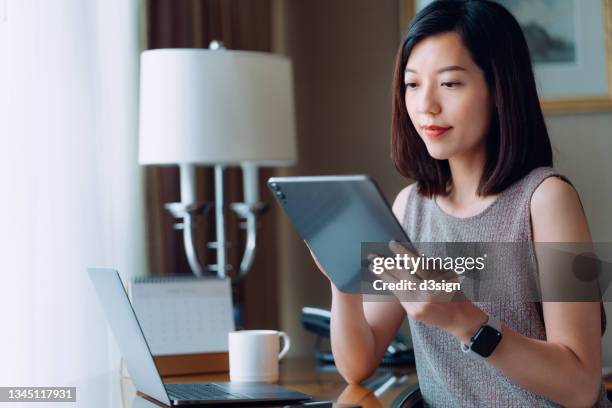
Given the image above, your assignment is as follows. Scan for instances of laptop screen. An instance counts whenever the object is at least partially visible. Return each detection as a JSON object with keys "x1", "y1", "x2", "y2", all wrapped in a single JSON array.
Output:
[{"x1": 88, "y1": 268, "x2": 171, "y2": 406}]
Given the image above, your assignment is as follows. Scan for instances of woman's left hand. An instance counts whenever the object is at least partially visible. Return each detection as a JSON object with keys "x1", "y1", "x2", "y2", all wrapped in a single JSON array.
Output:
[{"x1": 379, "y1": 240, "x2": 487, "y2": 343}]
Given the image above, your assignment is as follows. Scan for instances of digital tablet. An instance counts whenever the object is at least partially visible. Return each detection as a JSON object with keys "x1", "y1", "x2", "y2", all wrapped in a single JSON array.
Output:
[{"x1": 267, "y1": 175, "x2": 412, "y2": 293}]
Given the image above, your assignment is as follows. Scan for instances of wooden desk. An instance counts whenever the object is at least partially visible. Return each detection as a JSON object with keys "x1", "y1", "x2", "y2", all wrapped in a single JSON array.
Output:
[
  {"x1": 123, "y1": 357, "x2": 417, "y2": 407},
  {"x1": 125, "y1": 359, "x2": 612, "y2": 407}
]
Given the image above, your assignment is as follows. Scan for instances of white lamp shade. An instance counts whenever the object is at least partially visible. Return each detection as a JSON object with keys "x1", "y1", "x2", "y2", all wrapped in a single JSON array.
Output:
[{"x1": 138, "y1": 48, "x2": 298, "y2": 166}]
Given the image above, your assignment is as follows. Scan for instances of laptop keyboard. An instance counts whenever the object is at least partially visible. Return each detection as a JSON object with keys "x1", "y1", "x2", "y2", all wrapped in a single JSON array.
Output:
[{"x1": 165, "y1": 382, "x2": 250, "y2": 401}]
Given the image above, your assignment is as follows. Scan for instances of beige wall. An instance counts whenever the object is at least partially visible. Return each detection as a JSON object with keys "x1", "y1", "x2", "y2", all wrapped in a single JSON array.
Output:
[
  {"x1": 273, "y1": 0, "x2": 612, "y2": 365},
  {"x1": 273, "y1": 0, "x2": 405, "y2": 356}
]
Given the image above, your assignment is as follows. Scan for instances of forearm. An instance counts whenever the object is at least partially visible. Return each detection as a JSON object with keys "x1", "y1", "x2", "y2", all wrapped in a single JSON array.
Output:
[
  {"x1": 490, "y1": 328, "x2": 600, "y2": 407},
  {"x1": 329, "y1": 286, "x2": 378, "y2": 383},
  {"x1": 451, "y1": 304, "x2": 601, "y2": 407}
]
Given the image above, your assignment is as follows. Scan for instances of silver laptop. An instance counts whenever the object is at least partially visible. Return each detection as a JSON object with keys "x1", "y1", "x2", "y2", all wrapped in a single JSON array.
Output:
[{"x1": 88, "y1": 268, "x2": 311, "y2": 406}]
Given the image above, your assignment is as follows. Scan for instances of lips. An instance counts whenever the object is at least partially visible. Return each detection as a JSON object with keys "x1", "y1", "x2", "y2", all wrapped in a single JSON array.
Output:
[{"x1": 421, "y1": 124, "x2": 451, "y2": 138}]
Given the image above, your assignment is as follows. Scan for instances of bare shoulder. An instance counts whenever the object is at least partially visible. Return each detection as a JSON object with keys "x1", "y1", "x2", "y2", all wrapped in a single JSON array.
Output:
[
  {"x1": 392, "y1": 183, "x2": 416, "y2": 222},
  {"x1": 530, "y1": 176, "x2": 591, "y2": 242}
]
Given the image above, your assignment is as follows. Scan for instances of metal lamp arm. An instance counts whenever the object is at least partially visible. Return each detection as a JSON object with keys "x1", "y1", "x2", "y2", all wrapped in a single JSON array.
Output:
[
  {"x1": 230, "y1": 201, "x2": 267, "y2": 282},
  {"x1": 183, "y1": 214, "x2": 205, "y2": 276},
  {"x1": 164, "y1": 163, "x2": 211, "y2": 277},
  {"x1": 229, "y1": 163, "x2": 268, "y2": 282}
]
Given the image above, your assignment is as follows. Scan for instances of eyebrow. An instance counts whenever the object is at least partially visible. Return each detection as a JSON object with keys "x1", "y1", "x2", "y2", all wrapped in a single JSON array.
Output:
[{"x1": 404, "y1": 65, "x2": 467, "y2": 74}]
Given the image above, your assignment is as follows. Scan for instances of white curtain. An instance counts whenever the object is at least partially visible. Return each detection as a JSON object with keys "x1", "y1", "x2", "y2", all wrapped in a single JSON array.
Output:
[{"x1": 0, "y1": 0, "x2": 144, "y2": 406}]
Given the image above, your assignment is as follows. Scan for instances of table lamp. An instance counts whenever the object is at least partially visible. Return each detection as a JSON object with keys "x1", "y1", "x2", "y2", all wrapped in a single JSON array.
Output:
[{"x1": 138, "y1": 43, "x2": 297, "y2": 279}]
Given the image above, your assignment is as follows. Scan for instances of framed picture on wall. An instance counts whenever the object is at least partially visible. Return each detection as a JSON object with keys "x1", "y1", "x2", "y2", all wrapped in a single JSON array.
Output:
[{"x1": 399, "y1": 0, "x2": 612, "y2": 113}]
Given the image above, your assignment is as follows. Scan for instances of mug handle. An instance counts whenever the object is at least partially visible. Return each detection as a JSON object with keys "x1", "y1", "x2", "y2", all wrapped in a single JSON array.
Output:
[{"x1": 278, "y1": 331, "x2": 291, "y2": 360}]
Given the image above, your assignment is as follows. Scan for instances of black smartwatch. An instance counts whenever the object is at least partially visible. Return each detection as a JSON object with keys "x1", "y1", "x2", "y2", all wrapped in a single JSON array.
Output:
[{"x1": 461, "y1": 314, "x2": 503, "y2": 358}]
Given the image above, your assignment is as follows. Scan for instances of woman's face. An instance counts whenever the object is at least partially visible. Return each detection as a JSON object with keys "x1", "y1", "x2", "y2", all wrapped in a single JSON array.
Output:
[{"x1": 404, "y1": 32, "x2": 493, "y2": 161}]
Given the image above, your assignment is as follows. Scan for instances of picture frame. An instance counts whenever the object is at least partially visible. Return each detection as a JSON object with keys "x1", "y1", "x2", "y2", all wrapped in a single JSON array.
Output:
[{"x1": 399, "y1": 0, "x2": 612, "y2": 113}]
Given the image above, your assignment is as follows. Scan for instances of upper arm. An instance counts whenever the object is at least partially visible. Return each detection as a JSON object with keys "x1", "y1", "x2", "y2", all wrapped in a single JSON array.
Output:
[
  {"x1": 531, "y1": 177, "x2": 591, "y2": 243},
  {"x1": 392, "y1": 183, "x2": 415, "y2": 223},
  {"x1": 530, "y1": 177, "x2": 601, "y2": 370},
  {"x1": 361, "y1": 183, "x2": 416, "y2": 363}
]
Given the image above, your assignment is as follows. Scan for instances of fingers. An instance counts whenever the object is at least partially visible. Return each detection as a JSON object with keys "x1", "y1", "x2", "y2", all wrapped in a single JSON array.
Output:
[
  {"x1": 387, "y1": 240, "x2": 428, "y2": 280},
  {"x1": 371, "y1": 259, "x2": 424, "y2": 302},
  {"x1": 370, "y1": 244, "x2": 462, "y2": 302},
  {"x1": 386, "y1": 240, "x2": 457, "y2": 283},
  {"x1": 388, "y1": 240, "x2": 414, "y2": 256}
]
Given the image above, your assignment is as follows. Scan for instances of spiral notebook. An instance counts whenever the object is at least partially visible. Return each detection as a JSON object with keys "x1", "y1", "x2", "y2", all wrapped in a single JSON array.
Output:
[{"x1": 129, "y1": 275, "x2": 235, "y2": 356}]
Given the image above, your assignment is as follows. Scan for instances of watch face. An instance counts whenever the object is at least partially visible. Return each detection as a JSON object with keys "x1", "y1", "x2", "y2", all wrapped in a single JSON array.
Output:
[{"x1": 471, "y1": 325, "x2": 502, "y2": 358}]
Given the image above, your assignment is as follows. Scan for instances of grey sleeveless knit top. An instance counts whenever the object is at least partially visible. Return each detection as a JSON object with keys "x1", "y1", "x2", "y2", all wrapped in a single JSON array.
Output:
[{"x1": 401, "y1": 166, "x2": 611, "y2": 407}]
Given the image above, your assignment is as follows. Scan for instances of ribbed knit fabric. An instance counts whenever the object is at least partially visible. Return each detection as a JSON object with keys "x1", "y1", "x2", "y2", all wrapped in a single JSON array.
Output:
[{"x1": 401, "y1": 166, "x2": 611, "y2": 407}]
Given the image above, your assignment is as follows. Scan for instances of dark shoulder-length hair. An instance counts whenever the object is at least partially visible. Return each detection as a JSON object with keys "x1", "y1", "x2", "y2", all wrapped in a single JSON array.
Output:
[{"x1": 391, "y1": 0, "x2": 552, "y2": 198}]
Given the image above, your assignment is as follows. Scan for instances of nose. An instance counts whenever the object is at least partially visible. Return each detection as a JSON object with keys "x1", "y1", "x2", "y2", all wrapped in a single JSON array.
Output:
[{"x1": 409, "y1": 83, "x2": 441, "y2": 115}]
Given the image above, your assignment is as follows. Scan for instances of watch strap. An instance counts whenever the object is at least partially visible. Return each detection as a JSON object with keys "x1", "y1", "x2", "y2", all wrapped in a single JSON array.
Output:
[{"x1": 486, "y1": 314, "x2": 501, "y2": 332}]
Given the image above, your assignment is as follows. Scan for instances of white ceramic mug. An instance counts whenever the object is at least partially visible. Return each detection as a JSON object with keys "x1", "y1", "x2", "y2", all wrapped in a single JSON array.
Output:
[{"x1": 228, "y1": 330, "x2": 291, "y2": 383}]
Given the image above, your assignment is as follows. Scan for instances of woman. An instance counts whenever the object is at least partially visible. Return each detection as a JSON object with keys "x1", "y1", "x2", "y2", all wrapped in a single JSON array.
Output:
[{"x1": 312, "y1": 1, "x2": 610, "y2": 406}]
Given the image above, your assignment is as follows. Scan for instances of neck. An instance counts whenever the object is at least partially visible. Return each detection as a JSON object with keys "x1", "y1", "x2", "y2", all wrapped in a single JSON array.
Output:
[{"x1": 447, "y1": 147, "x2": 487, "y2": 204}]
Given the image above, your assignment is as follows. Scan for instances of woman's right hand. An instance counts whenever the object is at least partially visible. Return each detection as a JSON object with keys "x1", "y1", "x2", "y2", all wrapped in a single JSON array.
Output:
[{"x1": 304, "y1": 244, "x2": 405, "y2": 385}]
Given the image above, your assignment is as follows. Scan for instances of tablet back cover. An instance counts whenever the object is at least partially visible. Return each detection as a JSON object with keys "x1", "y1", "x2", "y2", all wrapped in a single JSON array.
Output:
[{"x1": 268, "y1": 175, "x2": 410, "y2": 293}]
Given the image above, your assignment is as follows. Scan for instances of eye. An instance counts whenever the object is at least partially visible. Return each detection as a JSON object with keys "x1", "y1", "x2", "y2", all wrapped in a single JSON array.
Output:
[
  {"x1": 404, "y1": 82, "x2": 418, "y2": 89},
  {"x1": 441, "y1": 81, "x2": 462, "y2": 88}
]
